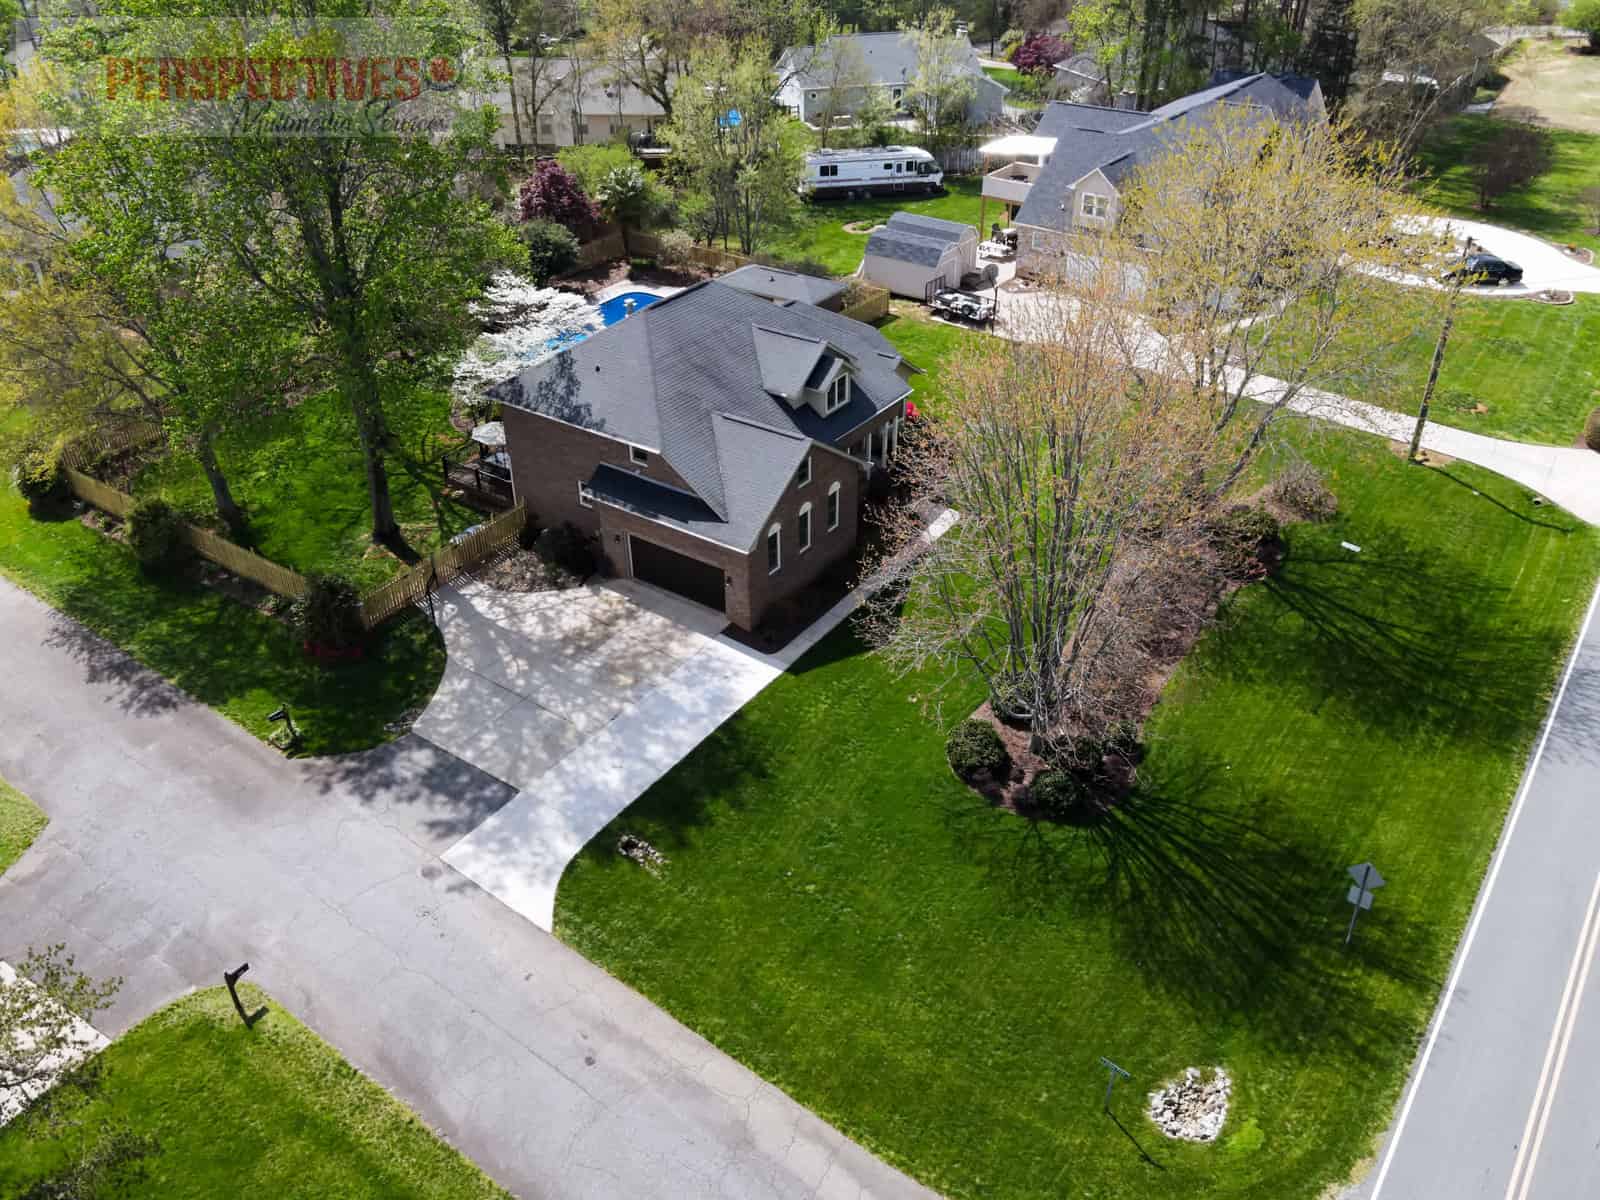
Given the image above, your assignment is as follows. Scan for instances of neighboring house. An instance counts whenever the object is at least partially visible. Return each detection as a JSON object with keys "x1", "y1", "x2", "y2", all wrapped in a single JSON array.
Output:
[
  {"x1": 719, "y1": 265, "x2": 849, "y2": 311},
  {"x1": 860, "y1": 211, "x2": 978, "y2": 300},
  {"x1": 1051, "y1": 52, "x2": 1111, "y2": 105},
  {"x1": 774, "y1": 32, "x2": 1006, "y2": 129},
  {"x1": 990, "y1": 71, "x2": 1324, "y2": 279},
  {"x1": 476, "y1": 58, "x2": 668, "y2": 148},
  {"x1": 491, "y1": 280, "x2": 917, "y2": 629}
]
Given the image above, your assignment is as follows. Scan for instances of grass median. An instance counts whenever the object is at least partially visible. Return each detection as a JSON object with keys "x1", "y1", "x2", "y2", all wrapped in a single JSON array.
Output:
[{"x1": 0, "y1": 986, "x2": 506, "y2": 1199}]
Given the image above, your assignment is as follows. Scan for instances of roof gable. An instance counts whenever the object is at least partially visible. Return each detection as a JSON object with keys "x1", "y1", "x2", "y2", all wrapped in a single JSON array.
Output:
[{"x1": 753, "y1": 325, "x2": 829, "y2": 400}]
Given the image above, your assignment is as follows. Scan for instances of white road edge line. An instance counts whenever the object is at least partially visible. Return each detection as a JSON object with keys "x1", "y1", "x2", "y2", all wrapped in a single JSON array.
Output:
[
  {"x1": 1512, "y1": 869, "x2": 1600, "y2": 1200},
  {"x1": 1368, "y1": 577, "x2": 1600, "y2": 1200},
  {"x1": 1506, "y1": 870, "x2": 1600, "y2": 1200}
]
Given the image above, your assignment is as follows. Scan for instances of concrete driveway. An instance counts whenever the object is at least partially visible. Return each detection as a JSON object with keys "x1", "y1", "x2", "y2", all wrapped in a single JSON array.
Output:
[
  {"x1": 0, "y1": 578, "x2": 934, "y2": 1200},
  {"x1": 414, "y1": 577, "x2": 726, "y2": 792},
  {"x1": 1398, "y1": 216, "x2": 1600, "y2": 296}
]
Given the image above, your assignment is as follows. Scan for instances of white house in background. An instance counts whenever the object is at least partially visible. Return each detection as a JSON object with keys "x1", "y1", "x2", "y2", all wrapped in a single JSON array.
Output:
[
  {"x1": 475, "y1": 58, "x2": 668, "y2": 148},
  {"x1": 859, "y1": 211, "x2": 978, "y2": 299},
  {"x1": 774, "y1": 32, "x2": 1006, "y2": 130}
]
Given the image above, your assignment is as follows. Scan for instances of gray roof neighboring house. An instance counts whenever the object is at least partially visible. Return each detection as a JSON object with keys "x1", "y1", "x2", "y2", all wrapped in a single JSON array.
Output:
[
  {"x1": 1015, "y1": 71, "x2": 1324, "y2": 234},
  {"x1": 719, "y1": 264, "x2": 847, "y2": 308},
  {"x1": 492, "y1": 280, "x2": 911, "y2": 552},
  {"x1": 864, "y1": 211, "x2": 973, "y2": 268},
  {"x1": 779, "y1": 31, "x2": 998, "y2": 95}
]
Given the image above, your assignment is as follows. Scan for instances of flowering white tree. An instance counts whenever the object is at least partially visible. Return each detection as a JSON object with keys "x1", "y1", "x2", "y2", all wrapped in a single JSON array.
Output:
[{"x1": 454, "y1": 273, "x2": 600, "y2": 404}]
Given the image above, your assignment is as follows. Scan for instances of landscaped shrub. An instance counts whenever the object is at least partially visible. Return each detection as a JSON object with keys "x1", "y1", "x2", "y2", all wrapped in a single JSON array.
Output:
[
  {"x1": 1585, "y1": 407, "x2": 1600, "y2": 452},
  {"x1": 292, "y1": 574, "x2": 365, "y2": 658},
  {"x1": 1269, "y1": 460, "x2": 1339, "y2": 521},
  {"x1": 1028, "y1": 769, "x2": 1088, "y2": 820},
  {"x1": 126, "y1": 497, "x2": 191, "y2": 575},
  {"x1": 523, "y1": 218, "x2": 580, "y2": 285},
  {"x1": 13, "y1": 440, "x2": 67, "y2": 508},
  {"x1": 997, "y1": 28, "x2": 1024, "y2": 60},
  {"x1": 1209, "y1": 504, "x2": 1282, "y2": 577},
  {"x1": 946, "y1": 718, "x2": 1010, "y2": 781},
  {"x1": 536, "y1": 521, "x2": 595, "y2": 578},
  {"x1": 655, "y1": 229, "x2": 696, "y2": 269}
]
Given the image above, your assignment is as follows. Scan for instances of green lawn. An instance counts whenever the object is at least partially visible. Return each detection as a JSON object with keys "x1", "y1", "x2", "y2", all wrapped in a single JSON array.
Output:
[
  {"x1": 984, "y1": 66, "x2": 1045, "y2": 109},
  {"x1": 875, "y1": 307, "x2": 996, "y2": 414},
  {"x1": 555, "y1": 429, "x2": 1600, "y2": 1200},
  {"x1": 133, "y1": 389, "x2": 479, "y2": 589},
  {"x1": 1320, "y1": 291, "x2": 1600, "y2": 445},
  {"x1": 765, "y1": 176, "x2": 989, "y2": 276},
  {"x1": 0, "y1": 986, "x2": 506, "y2": 1199},
  {"x1": 0, "y1": 482, "x2": 443, "y2": 756},
  {"x1": 0, "y1": 777, "x2": 46, "y2": 875},
  {"x1": 1414, "y1": 115, "x2": 1600, "y2": 253}
]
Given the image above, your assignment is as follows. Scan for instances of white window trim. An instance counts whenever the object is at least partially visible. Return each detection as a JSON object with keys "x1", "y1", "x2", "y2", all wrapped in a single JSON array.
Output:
[
  {"x1": 766, "y1": 523, "x2": 782, "y2": 574},
  {"x1": 796, "y1": 454, "x2": 812, "y2": 487},
  {"x1": 629, "y1": 445, "x2": 650, "y2": 466},
  {"x1": 798, "y1": 502, "x2": 813, "y2": 553},
  {"x1": 827, "y1": 481, "x2": 841, "y2": 530},
  {"x1": 577, "y1": 480, "x2": 594, "y2": 508},
  {"x1": 825, "y1": 374, "x2": 849, "y2": 414},
  {"x1": 1081, "y1": 192, "x2": 1110, "y2": 220}
]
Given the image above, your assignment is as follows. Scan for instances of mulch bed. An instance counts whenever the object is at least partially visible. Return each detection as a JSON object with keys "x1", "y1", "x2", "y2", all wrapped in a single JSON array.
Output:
[{"x1": 470, "y1": 545, "x2": 583, "y2": 593}]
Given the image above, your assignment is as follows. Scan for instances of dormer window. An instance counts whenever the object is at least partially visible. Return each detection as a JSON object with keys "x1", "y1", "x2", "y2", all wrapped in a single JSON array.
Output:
[{"x1": 825, "y1": 374, "x2": 849, "y2": 413}]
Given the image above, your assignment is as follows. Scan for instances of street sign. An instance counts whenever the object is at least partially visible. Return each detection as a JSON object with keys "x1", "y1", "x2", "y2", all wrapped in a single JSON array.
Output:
[
  {"x1": 719, "y1": 108, "x2": 742, "y2": 128},
  {"x1": 1345, "y1": 861, "x2": 1385, "y2": 945}
]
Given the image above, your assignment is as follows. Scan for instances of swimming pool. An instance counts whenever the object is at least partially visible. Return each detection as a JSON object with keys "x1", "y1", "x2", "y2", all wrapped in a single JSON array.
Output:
[{"x1": 596, "y1": 291, "x2": 662, "y2": 325}]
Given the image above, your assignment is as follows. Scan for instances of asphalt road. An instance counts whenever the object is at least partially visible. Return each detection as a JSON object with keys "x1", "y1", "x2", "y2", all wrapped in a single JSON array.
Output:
[
  {"x1": 0, "y1": 579, "x2": 933, "y2": 1200},
  {"x1": 1355, "y1": 579, "x2": 1600, "y2": 1200}
]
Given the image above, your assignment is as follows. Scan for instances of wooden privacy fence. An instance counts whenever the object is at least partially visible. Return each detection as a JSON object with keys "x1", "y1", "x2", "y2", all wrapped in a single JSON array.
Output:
[
  {"x1": 841, "y1": 284, "x2": 890, "y2": 323},
  {"x1": 65, "y1": 468, "x2": 310, "y2": 599},
  {"x1": 64, "y1": 470, "x2": 525, "y2": 628},
  {"x1": 59, "y1": 421, "x2": 162, "y2": 471},
  {"x1": 358, "y1": 502, "x2": 527, "y2": 628},
  {"x1": 574, "y1": 227, "x2": 625, "y2": 269}
]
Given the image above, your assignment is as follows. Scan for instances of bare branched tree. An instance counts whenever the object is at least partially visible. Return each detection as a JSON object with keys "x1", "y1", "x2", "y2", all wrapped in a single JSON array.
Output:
[
  {"x1": 862, "y1": 278, "x2": 1224, "y2": 763},
  {"x1": 1060, "y1": 107, "x2": 1438, "y2": 496}
]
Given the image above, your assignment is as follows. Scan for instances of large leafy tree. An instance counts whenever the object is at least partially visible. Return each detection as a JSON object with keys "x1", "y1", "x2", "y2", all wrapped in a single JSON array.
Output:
[
  {"x1": 902, "y1": 8, "x2": 979, "y2": 154},
  {"x1": 662, "y1": 38, "x2": 805, "y2": 253},
  {"x1": 48, "y1": 0, "x2": 523, "y2": 548}
]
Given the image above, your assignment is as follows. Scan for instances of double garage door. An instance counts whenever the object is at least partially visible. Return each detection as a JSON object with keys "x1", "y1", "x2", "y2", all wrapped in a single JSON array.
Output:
[{"x1": 628, "y1": 535, "x2": 726, "y2": 613}]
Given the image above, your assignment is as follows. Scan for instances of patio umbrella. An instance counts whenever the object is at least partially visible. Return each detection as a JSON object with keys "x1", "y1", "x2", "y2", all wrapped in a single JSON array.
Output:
[{"x1": 470, "y1": 421, "x2": 505, "y2": 446}]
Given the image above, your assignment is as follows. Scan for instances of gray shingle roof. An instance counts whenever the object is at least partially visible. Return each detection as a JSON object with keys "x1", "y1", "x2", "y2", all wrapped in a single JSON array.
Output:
[
  {"x1": 780, "y1": 31, "x2": 984, "y2": 91},
  {"x1": 494, "y1": 280, "x2": 910, "y2": 542},
  {"x1": 864, "y1": 211, "x2": 973, "y2": 267},
  {"x1": 753, "y1": 325, "x2": 830, "y2": 400},
  {"x1": 1015, "y1": 73, "x2": 1321, "y2": 233},
  {"x1": 719, "y1": 264, "x2": 848, "y2": 307}
]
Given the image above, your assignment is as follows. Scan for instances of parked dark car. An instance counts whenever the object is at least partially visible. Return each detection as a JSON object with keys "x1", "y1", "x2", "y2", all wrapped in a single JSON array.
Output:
[{"x1": 1444, "y1": 253, "x2": 1523, "y2": 286}]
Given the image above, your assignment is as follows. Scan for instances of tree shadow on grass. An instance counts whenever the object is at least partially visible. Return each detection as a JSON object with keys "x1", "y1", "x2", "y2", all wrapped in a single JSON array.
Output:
[
  {"x1": 940, "y1": 765, "x2": 1436, "y2": 1065},
  {"x1": 1209, "y1": 523, "x2": 1574, "y2": 751}
]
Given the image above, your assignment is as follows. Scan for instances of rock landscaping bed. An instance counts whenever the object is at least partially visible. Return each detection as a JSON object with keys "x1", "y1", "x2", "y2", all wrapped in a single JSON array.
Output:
[
  {"x1": 471, "y1": 545, "x2": 583, "y2": 593},
  {"x1": 1148, "y1": 1067, "x2": 1233, "y2": 1142}
]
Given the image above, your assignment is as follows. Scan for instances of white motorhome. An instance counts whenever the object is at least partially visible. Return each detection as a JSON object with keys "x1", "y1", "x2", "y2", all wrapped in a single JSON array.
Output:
[{"x1": 800, "y1": 147, "x2": 943, "y2": 199}]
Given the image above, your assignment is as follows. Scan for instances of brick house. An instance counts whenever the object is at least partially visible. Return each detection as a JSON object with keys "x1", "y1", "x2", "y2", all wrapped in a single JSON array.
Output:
[{"x1": 492, "y1": 281, "x2": 918, "y2": 630}]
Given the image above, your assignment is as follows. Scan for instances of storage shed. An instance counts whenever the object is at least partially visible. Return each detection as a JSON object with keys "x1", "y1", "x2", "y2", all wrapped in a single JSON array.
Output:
[{"x1": 859, "y1": 211, "x2": 979, "y2": 301}]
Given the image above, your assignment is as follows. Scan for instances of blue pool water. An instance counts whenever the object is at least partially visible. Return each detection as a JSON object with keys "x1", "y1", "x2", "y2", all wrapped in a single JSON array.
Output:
[{"x1": 596, "y1": 291, "x2": 662, "y2": 325}]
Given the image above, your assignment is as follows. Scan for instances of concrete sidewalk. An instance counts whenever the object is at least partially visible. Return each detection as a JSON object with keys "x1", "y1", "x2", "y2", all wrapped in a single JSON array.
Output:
[{"x1": 0, "y1": 579, "x2": 935, "y2": 1200}]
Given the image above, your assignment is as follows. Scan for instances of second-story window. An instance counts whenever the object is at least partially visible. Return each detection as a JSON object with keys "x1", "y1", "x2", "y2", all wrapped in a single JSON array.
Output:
[
  {"x1": 630, "y1": 445, "x2": 650, "y2": 466},
  {"x1": 825, "y1": 375, "x2": 849, "y2": 413},
  {"x1": 796, "y1": 455, "x2": 812, "y2": 487}
]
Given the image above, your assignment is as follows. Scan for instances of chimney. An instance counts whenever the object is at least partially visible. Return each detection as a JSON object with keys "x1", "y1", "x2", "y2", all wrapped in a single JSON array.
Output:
[{"x1": 1114, "y1": 90, "x2": 1138, "y2": 111}]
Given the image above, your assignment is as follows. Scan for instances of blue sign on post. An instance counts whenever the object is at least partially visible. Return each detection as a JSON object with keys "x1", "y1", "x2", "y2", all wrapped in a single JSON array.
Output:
[{"x1": 718, "y1": 108, "x2": 742, "y2": 128}]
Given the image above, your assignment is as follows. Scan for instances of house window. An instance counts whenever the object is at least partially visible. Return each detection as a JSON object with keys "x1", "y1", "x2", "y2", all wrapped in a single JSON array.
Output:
[
  {"x1": 538, "y1": 115, "x2": 554, "y2": 137},
  {"x1": 796, "y1": 455, "x2": 812, "y2": 487},
  {"x1": 577, "y1": 480, "x2": 594, "y2": 508},
  {"x1": 630, "y1": 445, "x2": 649, "y2": 466},
  {"x1": 825, "y1": 374, "x2": 849, "y2": 413},
  {"x1": 767, "y1": 523, "x2": 782, "y2": 574},
  {"x1": 1081, "y1": 192, "x2": 1110, "y2": 219},
  {"x1": 827, "y1": 482, "x2": 841, "y2": 530},
  {"x1": 797, "y1": 503, "x2": 812, "y2": 553}
]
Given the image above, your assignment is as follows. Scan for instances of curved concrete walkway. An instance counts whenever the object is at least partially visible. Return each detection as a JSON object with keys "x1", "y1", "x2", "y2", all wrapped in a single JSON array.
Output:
[{"x1": 1401, "y1": 216, "x2": 1600, "y2": 297}]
